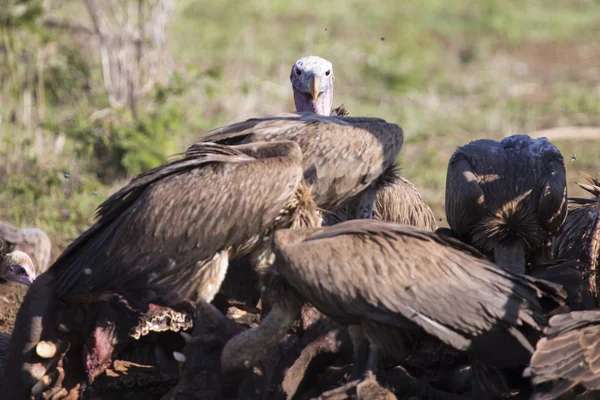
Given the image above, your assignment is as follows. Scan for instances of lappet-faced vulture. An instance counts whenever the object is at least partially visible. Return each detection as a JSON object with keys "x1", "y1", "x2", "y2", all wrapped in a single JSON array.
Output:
[
  {"x1": 445, "y1": 135, "x2": 567, "y2": 274},
  {"x1": 0, "y1": 221, "x2": 52, "y2": 275},
  {"x1": 525, "y1": 310, "x2": 600, "y2": 399},
  {"x1": 193, "y1": 112, "x2": 404, "y2": 221},
  {"x1": 221, "y1": 220, "x2": 565, "y2": 390},
  {"x1": 290, "y1": 56, "x2": 348, "y2": 117},
  {"x1": 551, "y1": 173, "x2": 600, "y2": 305},
  {"x1": 3, "y1": 141, "x2": 324, "y2": 399},
  {"x1": 290, "y1": 56, "x2": 436, "y2": 231}
]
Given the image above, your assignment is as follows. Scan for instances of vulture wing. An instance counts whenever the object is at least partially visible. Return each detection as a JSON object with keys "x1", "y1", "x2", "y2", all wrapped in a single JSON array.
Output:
[
  {"x1": 50, "y1": 141, "x2": 304, "y2": 304},
  {"x1": 194, "y1": 113, "x2": 403, "y2": 211},
  {"x1": 527, "y1": 310, "x2": 600, "y2": 400},
  {"x1": 274, "y1": 220, "x2": 564, "y2": 366}
]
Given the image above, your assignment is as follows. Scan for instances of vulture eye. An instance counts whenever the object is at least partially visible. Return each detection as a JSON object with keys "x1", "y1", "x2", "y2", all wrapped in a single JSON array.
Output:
[
  {"x1": 295, "y1": 68, "x2": 302, "y2": 75},
  {"x1": 325, "y1": 70, "x2": 331, "y2": 76}
]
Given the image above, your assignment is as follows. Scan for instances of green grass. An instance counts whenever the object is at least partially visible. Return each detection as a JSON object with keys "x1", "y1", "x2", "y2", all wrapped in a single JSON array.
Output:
[{"x1": 1, "y1": 0, "x2": 600, "y2": 256}]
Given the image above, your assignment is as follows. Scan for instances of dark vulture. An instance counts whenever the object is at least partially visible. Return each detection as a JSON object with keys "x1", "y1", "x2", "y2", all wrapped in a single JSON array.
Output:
[
  {"x1": 0, "y1": 332, "x2": 9, "y2": 388},
  {"x1": 525, "y1": 310, "x2": 600, "y2": 399},
  {"x1": 2, "y1": 141, "x2": 324, "y2": 399},
  {"x1": 220, "y1": 220, "x2": 565, "y2": 388},
  {"x1": 193, "y1": 112, "x2": 404, "y2": 221},
  {"x1": 290, "y1": 55, "x2": 436, "y2": 230},
  {"x1": 551, "y1": 173, "x2": 600, "y2": 305},
  {"x1": 445, "y1": 135, "x2": 567, "y2": 274},
  {"x1": 0, "y1": 221, "x2": 52, "y2": 275},
  {"x1": 0, "y1": 250, "x2": 36, "y2": 286}
]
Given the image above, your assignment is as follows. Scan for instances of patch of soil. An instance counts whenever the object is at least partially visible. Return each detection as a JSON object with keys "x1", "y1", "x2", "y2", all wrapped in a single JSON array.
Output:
[{"x1": 0, "y1": 281, "x2": 28, "y2": 334}]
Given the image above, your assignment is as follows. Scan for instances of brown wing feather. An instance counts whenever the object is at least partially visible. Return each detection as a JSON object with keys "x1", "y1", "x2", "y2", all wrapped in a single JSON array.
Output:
[
  {"x1": 193, "y1": 113, "x2": 403, "y2": 211},
  {"x1": 528, "y1": 311, "x2": 600, "y2": 399},
  {"x1": 50, "y1": 142, "x2": 304, "y2": 305},
  {"x1": 551, "y1": 176, "x2": 600, "y2": 302},
  {"x1": 374, "y1": 175, "x2": 437, "y2": 231},
  {"x1": 274, "y1": 220, "x2": 564, "y2": 365}
]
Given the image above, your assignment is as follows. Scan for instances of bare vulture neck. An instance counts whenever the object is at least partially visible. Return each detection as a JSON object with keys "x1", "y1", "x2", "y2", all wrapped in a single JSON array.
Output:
[
  {"x1": 494, "y1": 237, "x2": 527, "y2": 275},
  {"x1": 293, "y1": 88, "x2": 333, "y2": 116}
]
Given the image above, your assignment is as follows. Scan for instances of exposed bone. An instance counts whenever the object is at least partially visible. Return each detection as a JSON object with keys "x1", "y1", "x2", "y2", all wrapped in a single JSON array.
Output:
[
  {"x1": 173, "y1": 351, "x2": 186, "y2": 363},
  {"x1": 36, "y1": 340, "x2": 57, "y2": 359},
  {"x1": 317, "y1": 379, "x2": 361, "y2": 399},
  {"x1": 31, "y1": 374, "x2": 52, "y2": 396}
]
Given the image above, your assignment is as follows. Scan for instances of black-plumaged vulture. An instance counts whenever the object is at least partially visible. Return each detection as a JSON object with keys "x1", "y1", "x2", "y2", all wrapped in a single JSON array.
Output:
[{"x1": 445, "y1": 135, "x2": 567, "y2": 274}]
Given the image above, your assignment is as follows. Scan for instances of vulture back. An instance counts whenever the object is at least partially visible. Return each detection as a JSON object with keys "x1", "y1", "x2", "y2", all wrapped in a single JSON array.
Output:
[
  {"x1": 446, "y1": 135, "x2": 567, "y2": 256},
  {"x1": 273, "y1": 220, "x2": 565, "y2": 368},
  {"x1": 194, "y1": 113, "x2": 404, "y2": 211},
  {"x1": 49, "y1": 142, "x2": 305, "y2": 305}
]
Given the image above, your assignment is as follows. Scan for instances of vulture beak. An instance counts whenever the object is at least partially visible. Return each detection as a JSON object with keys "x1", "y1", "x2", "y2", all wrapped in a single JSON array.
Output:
[
  {"x1": 2, "y1": 251, "x2": 36, "y2": 286},
  {"x1": 4, "y1": 265, "x2": 35, "y2": 286},
  {"x1": 307, "y1": 75, "x2": 321, "y2": 101}
]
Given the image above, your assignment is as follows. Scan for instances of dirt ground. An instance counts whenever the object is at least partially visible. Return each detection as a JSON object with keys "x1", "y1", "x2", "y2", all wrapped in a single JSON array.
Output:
[
  {"x1": 0, "y1": 281, "x2": 29, "y2": 334},
  {"x1": 0, "y1": 246, "x2": 64, "y2": 335}
]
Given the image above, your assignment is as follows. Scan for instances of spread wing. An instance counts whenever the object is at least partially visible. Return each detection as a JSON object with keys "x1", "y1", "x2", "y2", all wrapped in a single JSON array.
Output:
[
  {"x1": 193, "y1": 113, "x2": 403, "y2": 211},
  {"x1": 50, "y1": 142, "x2": 304, "y2": 304},
  {"x1": 274, "y1": 220, "x2": 563, "y2": 353},
  {"x1": 528, "y1": 310, "x2": 600, "y2": 400}
]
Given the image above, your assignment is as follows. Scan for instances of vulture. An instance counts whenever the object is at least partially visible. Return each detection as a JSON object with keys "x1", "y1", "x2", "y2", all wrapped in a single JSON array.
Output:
[
  {"x1": 333, "y1": 173, "x2": 438, "y2": 231},
  {"x1": 0, "y1": 221, "x2": 52, "y2": 275},
  {"x1": 551, "y1": 173, "x2": 600, "y2": 305},
  {"x1": 193, "y1": 113, "x2": 404, "y2": 335},
  {"x1": 194, "y1": 112, "x2": 404, "y2": 221},
  {"x1": 445, "y1": 135, "x2": 567, "y2": 274},
  {"x1": 2, "y1": 141, "x2": 325, "y2": 399},
  {"x1": 0, "y1": 250, "x2": 36, "y2": 287},
  {"x1": 220, "y1": 220, "x2": 565, "y2": 392},
  {"x1": 290, "y1": 55, "x2": 436, "y2": 231},
  {"x1": 290, "y1": 55, "x2": 348, "y2": 117},
  {"x1": 0, "y1": 332, "x2": 9, "y2": 388},
  {"x1": 525, "y1": 310, "x2": 600, "y2": 399}
]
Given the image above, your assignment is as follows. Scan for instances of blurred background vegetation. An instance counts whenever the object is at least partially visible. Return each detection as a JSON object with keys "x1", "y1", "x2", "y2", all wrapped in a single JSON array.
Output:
[{"x1": 1, "y1": 0, "x2": 599, "y2": 257}]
